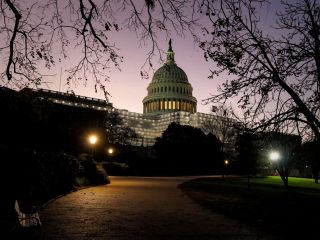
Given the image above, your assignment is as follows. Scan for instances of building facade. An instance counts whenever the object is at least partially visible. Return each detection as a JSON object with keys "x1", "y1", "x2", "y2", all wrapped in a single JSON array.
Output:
[
  {"x1": 26, "y1": 41, "x2": 234, "y2": 147},
  {"x1": 142, "y1": 40, "x2": 197, "y2": 115},
  {"x1": 118, "y1": 41, "x2": 233, "y2": 146}
]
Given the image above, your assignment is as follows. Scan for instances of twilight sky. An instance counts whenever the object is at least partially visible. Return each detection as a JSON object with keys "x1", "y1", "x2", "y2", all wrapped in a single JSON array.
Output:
[
  {"x1": 40, "y1": 0, "x2": 282, "y2": 114},
  {"x1": 46, "y1": 32, "x2": 216, "y2": 114}
]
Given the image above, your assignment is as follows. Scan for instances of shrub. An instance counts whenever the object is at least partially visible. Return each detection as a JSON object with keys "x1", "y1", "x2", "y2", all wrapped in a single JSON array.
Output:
[
  {"x1": 34, "y1": 151, "x2": 80, "y2": 204},
  {"x1": 102, "y1": 162, "x2": 130, "y2": 176},
  {"x1": 78, "y1": 153, "x2": 109, "y2": 185}
]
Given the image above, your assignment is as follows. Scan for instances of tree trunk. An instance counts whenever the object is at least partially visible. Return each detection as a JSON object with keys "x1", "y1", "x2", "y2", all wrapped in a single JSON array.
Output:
[
  {"x1": 279, "y1": 170, "x2": 289, "y2": 190},
  {"x1": 283, "y1": 178, "x2": 289, "y2": 189},
  {"x1": 312, "y1": 169, "x2": 319, "y2": 183}
]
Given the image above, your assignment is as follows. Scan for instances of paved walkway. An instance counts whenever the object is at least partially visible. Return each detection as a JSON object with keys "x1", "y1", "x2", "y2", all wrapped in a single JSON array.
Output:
[{"x1": 20, "y1": 176, "x2": 273, "y2": 239}]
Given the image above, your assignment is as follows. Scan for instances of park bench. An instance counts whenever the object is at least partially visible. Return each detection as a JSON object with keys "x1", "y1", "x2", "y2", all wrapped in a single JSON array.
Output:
[{"x1": 14, "y1": 200, "x2": 41, "y2": 228}]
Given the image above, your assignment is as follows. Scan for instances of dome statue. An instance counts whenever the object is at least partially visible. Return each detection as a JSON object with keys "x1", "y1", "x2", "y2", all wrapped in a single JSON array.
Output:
[{"x1": 143, "y1": 40, "x2": 197, "y2": 115}]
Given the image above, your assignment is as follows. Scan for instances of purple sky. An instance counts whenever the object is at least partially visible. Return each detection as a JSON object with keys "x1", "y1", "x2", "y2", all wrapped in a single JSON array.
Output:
[
  {"x1": 41, "y1": 0, "x2": 282, "y2": 114},
  {"x1": 0, "y1": 1, "x2": 284, "y2": 115},
  {"x1": 46, "y1": 34, "x2": 216, "y2": 114}
]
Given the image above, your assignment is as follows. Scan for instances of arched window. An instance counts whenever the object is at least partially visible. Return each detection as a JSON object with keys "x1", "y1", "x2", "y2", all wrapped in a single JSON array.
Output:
[
  {"x1": 165, "y1": 86, "x2": 167, "y2": 92},
  {"x1": 161, "y1": 87, "x2": 163, "y2": 92},
  {"x1": 169, "y1": 86, "x2": 171, "y2": 92},
  {"x1": 157, "y1": 87, "x2": 159, "y2": 92}
]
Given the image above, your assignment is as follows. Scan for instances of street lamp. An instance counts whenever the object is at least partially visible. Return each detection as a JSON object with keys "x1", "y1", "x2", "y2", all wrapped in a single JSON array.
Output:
[
  {"x1": 88, "y1": 134, "x2": 98, "y2": 157},
  {"x1": 107, "y1": 147, "x2": 114, "y2": 161},
  {"x1": 108, "y1": 147, "x2": 114, "y2": 155},
  {"x1": 222, "y1": 159, "x2": 229, "y2": 179},
  {"x1": 269, "y1": 150, "x2": 280, "y2": 176},
  {"x1": 269, "y1": 151, "x2": 280, "y2": 162}
]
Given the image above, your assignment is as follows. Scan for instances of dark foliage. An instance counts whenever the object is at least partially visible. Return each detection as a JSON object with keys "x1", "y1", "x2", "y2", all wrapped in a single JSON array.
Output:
[
  {"x1": 0, "y1": 87, "x2": 110, "y2": 229},
  {"x1": 105, "y1": 110, "x2": 138, "y2": 145},
  {"x1": 154, "y1": 122, "x2": 223, "y2": 175},
  {"x1": 0, "y1": 147, "x2": 78, "y2": 209},
  {"x1": 299, "y1": 141, "x2": 320, "y2": 183},
  {"x1": 101, "y1": 144, "x2": 156, "y2": 176},
  {"x1": 0, "y1": 87, "x2": 107, "y2": 155},
  {"x1": 78, "y1": 153, "x2": 109, "y2": 185},
  {"x1": 235, "y1": 132, "x2": 260, "y2": 176}
]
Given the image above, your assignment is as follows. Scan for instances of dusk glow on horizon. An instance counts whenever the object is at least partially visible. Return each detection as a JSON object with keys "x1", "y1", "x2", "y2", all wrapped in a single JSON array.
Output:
[
  {"x1": 43, "y1": 36, "x2": 216, "y2": 114},
  {"x1": 38, "y1": 1, "x2": 282, "y2": 115},
  {"x1": 2, "y1": 0, "x2": 282, "y2": 115}
]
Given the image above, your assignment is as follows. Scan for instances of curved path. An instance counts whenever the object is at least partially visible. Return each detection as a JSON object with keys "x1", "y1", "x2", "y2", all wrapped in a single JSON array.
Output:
[{"x1": 27, "y1": 176, "x2": 270, "y2": 239}]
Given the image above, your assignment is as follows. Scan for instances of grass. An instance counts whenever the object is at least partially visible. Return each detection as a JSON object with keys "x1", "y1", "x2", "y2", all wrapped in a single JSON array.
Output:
[{"x1": 179, "y1": 176, "x2": 320, "y2": 239}]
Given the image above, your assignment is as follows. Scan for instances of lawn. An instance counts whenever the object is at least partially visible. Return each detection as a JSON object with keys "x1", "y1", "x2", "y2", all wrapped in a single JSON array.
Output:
[{"x1": 179, "y1": 176, "x2": 320, "y2": 239}]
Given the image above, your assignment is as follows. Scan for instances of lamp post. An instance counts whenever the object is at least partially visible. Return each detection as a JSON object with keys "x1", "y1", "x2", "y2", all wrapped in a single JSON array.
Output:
[
  {"x1": 107, "y1": 147, "x2": 114, "y2": 162},
  {"x1": 269, "y1": 151, "x2": 280, "y2": 162},
  {"x1": 222, "y1": 159, "x2": 229, "y2": 179},
  {"x1": 269, "y1": 150, "x2": 280, "y2": 176},
  {"x1": 88, "y1": 135, "x2": 98, "y2": 158}
]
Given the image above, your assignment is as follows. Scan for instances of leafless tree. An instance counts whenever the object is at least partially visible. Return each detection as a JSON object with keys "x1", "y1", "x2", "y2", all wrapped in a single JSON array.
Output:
[
  {"x1": 264, "y1": 132, "x2": 301, "y2": 189},
  {"x1": 2, "y1": 0, "x2": 319, "y2": 144},
  {"x1": 201, "y1": 104, "x2": 237, "y2": 155},
  {"x1": 199, "y1": 0, "x2": 320, "y2": 142},
  {"x1": 105, "y1": 109, "x2": 137, "y2": 145},
  {"x1": 0, "y1": 0, "x2": 197, "y2": 96}
]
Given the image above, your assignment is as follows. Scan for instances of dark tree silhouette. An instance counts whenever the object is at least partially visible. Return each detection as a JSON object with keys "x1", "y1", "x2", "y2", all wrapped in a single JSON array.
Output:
[
  {"x1": 0, "y1": 0, "x2": 196, "y2": 92},
  {"x1": 2, "y1": 1, "x2": 319, "y2": 142},
  {"x1": 201, "y1": 104, "x2": 237, "y2": 159},
  {"x1": 300, "y1": 140, "x2": 320, "y2": 183},
  {"x1": 235, "y1": 131, "x2": 260, "y2": 190},
  {"x1": 154, "y1": 122, "x2": 222, "y2": 175},
  {"x1": 264, "y1": 132, "x2": 302, "y2": 188},
  {"x1": 105, "y1": 109, "x2": 138, "y2": 145},
  {"x1": 200, "y1": 0, "x2": 320, "y2": 142}
]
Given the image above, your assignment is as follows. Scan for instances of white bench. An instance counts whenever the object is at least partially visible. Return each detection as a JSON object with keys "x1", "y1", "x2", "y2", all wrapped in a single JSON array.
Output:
[{"x1": 14, "y1": 200, "x2": 41, "y2": 228}]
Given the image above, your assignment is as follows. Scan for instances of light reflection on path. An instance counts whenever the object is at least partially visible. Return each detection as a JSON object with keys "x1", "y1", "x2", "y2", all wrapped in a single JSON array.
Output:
[{"x1": 29, "y1": 176, "x2": 273, "y2": 240}]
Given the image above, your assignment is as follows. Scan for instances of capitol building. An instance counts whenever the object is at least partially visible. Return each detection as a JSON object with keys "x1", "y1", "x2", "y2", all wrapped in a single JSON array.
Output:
[
  {"x1": 118, "y1": 41, "x2": 229, "y2": 146},
  {"x1": 28, "y1": 41, "x2": 232, "y2": 146}
]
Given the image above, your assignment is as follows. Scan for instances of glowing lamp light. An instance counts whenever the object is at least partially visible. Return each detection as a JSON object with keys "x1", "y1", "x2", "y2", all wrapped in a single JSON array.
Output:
[
  {"x1": 108, "y1": 148, "x2": 114, "y2": 155},
  {"x1": 224, "y1": 160, "x2": 229, "y2": 165},
  {"x1": 88, "y1": 135, "x2": 97, "y2": 145},
  {"x1": 269, "y1": 151, "x2": 280, "y2": 161}
]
